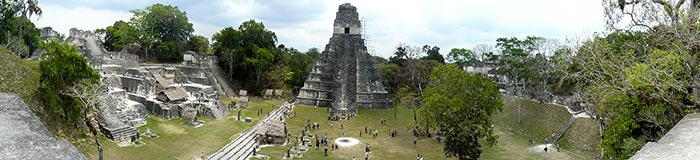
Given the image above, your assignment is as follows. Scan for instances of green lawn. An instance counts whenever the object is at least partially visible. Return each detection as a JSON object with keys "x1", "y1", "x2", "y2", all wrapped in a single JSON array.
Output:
[
  {"x1": 74, "y1": 98, "x2": 283, "y2": 160},
  {"x1": 486, "y1": 96, "x2": 599, "y2": 159},
  {"x1": 255, "y1": 96, "x2": 600, "y2": 160},
  {"x1": 255, "y1": 105, "x2": 446, "y2": 160}
]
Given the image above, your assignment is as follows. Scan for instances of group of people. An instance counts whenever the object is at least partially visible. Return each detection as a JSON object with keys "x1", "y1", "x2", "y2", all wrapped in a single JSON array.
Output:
[{"x1": 531, "y1": 137, "x2": 561, "y2": 153}]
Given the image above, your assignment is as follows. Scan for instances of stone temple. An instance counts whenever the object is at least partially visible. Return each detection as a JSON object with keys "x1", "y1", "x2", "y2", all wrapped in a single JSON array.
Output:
[{"x1": 296, "y1": 3, "x2": 390, "y2": 115}]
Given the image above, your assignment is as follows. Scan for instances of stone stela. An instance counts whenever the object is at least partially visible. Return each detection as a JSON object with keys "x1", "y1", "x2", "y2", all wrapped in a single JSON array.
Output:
[{"x1": 296, "y1": 3, "x2": 391, "y2": 116}]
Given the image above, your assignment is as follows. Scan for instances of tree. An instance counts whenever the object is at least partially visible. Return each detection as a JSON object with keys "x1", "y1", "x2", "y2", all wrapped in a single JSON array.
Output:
[
  {"x1": 473, "y1": 44, "x2": 493, "y2": 63},
  {"x1": 560, "y1": 31, "x2": 688, "y2": 159},
  {"x1": 0, "y1": 16, "x2": 40, "y2": 58},
  {"x1": 604, "y1": 0, "x2": 700, "y2": 106},
  {"x1": 286, "y1": 48, "x2": 316, "y2": 92},
  {"x1": 129, "y1": 3, "x2": 194, "y2": 62},
  {"x1": 377, "y1": 62, "x2": 401, "y2": 99},
  {"x1": 421, "y1": 45, "x2": 445, "y2": 64},
  {"x1": 495, "y1": 36, "x2": 547, "y2": 96},
  {"x1": 212, "y1": 20, "x2": 278, "y2": 94},
  {"x1": 418, "y1": 64, "x2": 503, "y2": 160},
  {"x1": 39, "y1": 40, "x2": 100, "y2": 124},
  {"x1": 188, "y1": 34, "x2": 209, "y2": 54},
  {"x1": 446, "y1": 48, "x2": 476, "y2": 68},
  {"x1": 0, "y1": 0, "x2": 42, "y2": 30},
  {"x1": 102, "y1": 20, "x2": 139, "y2": 52},
  {"x1": 62, "y1": 79, "x2": 105, "y2": 160},
  {"x1": 386, "y1": 43, "x2": 441, "y2": 99}
]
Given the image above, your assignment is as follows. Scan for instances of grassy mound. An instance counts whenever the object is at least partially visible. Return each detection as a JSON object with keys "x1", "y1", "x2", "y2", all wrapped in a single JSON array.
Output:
[
  {"x1": 493, "y1": 96, "x2": 572, "y2": 144},
  {"x1": 0, "y1": 48, "x2": 41, "y2": 108},
  {"x1": 488, "y1": 96, "x2": 600, "y2": 159},
  {"x1": 560, "y1": 118, "x2": 601, "y2": 156}
]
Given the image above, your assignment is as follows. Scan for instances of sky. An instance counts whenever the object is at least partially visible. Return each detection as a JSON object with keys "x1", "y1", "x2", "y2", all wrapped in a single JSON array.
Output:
[{"x1": 30, "y1": 0, "x2": 605, "y2": 58}]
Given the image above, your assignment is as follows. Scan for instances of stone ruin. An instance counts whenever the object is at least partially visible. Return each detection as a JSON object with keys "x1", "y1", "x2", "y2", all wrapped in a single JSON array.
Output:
[
  {"x1": 96, "y1": 61, "x2": 230, "y2": 141},
  {"x1": 0, "y1": 93, "x2": 87, "y2": 159},
  {"x1": 57, "y1": 29, "x2": 231, "y2": 142},
  {"x1": 296, "y1": 3, "x2": 391, "y2": 115}
]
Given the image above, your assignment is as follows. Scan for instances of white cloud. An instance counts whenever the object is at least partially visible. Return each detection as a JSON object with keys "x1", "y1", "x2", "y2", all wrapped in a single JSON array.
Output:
[
  {"x1": 34, "y1": 0, "x2": 606, "y2": 58},
  {"x1": 31, "y1": 4, "x2": 132, "y2": 35},
  {"x1": 191, "y1": 20, "x2": 221, "y2": 39}
]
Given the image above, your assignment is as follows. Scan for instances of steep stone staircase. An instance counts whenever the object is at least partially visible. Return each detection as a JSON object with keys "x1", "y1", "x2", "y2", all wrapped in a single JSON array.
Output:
[
  {"x1": 104, "y1": 126, "x2": 139, "y2": 142},
  {"x1": 208, "y1": 102, "x2": 291, "y2": 160},
  {"x1": 550, "y1": 116, "x2": 576, "y2": 144}
]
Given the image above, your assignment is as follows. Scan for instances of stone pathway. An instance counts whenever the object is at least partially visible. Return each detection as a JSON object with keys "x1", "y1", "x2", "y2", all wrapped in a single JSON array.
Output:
[{"x1": 208, "y1": 102, "x2": 292, "y2": 160}]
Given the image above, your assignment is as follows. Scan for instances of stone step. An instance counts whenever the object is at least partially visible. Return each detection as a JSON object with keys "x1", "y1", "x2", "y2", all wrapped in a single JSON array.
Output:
[
  {"x1": 209, "y1": 102, "x2": 290, "y2": 160},
  {"x1": 551, "y1": 116, "x2": 576, "y2": 144}
]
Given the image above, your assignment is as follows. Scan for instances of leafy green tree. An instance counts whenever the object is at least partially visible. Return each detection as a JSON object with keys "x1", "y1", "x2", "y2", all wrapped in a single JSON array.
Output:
[
  {"x1": 188, "y1": 34, "x2": 209, "y2": 54},
  {"x1": 377, "y1": 62, "x2": 401, "y2": 99},
  {"x1": 561, "y1": 31, "x2": 688, "y2": 159},
  {"x1": 495, "y1": 36, "x2": 547, "y2": 96},
  {"x1": 39, "y1": 40, "x2": 100, "y2": 124},
  {"x1": 605, "y1": 0, "x2": 700, "y2": 109},
  {"x1": 212, "y1": 20, "x2": 278, "y2": 94},
  {"x1": 305, "y1": 47, "x2": 321, "y2": 59},
  {"x1": 129, "y1": 3, "x2": 193, "y2": 62},
  {"x1": 418, "y1": 64, "x2": 502, "y2": 160},
  {"x1": 0, "y1": 0, "x2": 41, "y2": 28},
  {"x1": 102, "y1": 20, "x2": 125, "y2": 51},
  {"x1": 286, "y1": 48, "x2": 315, "y2": 91},
  {"x1": 447, "y1": 48, "x2": 476, "y2": 68},
  {"x1": 421, "y1": 45, "x2": 445, "y2": 64},
  {"x1": 389, "y1": 44, "x2": 411, "y2": 66},
  {"x1": 0, "y1": 16, "x2": 40, "y2": 58}
]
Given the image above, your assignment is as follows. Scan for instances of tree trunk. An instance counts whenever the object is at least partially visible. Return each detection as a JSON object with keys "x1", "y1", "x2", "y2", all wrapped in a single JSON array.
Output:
[
  {"x1": 85, "y1": 113, "x2": 103, "y2": 160},
  {"x1": 691, "y1": 55, "x2": 699, "y2": 108}
]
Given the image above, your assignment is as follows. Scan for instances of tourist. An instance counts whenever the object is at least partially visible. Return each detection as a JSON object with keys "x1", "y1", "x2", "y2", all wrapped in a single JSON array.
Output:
[
  {"x1": 353, "y1": 156, "x2": 357, "y2": 160},
  {"x1": 413, "y1": 138, "x2": 417, "y2": 147},
  {"x1": 316, "y1": 138, "x2": 320, "y2": 149},
  {"x1": 544, "y1": 146, "x2": 548, "y2": 153},
  {"x1": 252, "y1": 146, "x2": 256, "y2": 156},
  {"x1": 365, "y1": 151, "x2": 369, "y2": 160},
  {"x1": 556, "y1": 143, "x2": 560, "y2": 152},
  {"x1": 360, "y1": 130, "x2": 362, "y2": 137},
  {"x1": 324, "y1": 146, "x2": 328, "y2": 156},
  {"x1": 373, "y1": 129, "x2": 378, "y2": 138},
  {"x1": 365, "y1": 126, "x2": 368, "y2": 134},
  {"x1": 528, "y1": 137, "x2": 533, "y2": 146},
  {"x1": 416, "y1": 154, "x2": 421, "y2": 160},
  {"x1": 331, "y1": 123, "x2": 334, "y2": 128},
  {"x1": 341, "y1": 123, "x2": 344, "y2": 129}
]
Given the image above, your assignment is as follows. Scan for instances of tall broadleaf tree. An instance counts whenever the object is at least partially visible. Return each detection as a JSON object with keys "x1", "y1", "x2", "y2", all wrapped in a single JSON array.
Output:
[
  {"x1": 212, "y1": 20, "x2": 278, "y2": 94},
  {"x1": 129, "y1": 3, "x2": 193, "y2": 62},
  {"x1": 418, "y1": 64, "x2": 502, "y2": 160}
]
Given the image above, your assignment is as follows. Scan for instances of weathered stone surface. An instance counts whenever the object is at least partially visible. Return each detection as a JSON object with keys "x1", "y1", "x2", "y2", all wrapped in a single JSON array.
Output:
[
  {"x1": 296, "y1": 3, "x2": 390, "y2": 115},
  {"x1": 631, "y1": 113, "x2": 700, "y2": 160},
  {"x1": 0, "y1": 93, "x2": 87, "y2": 159}
]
